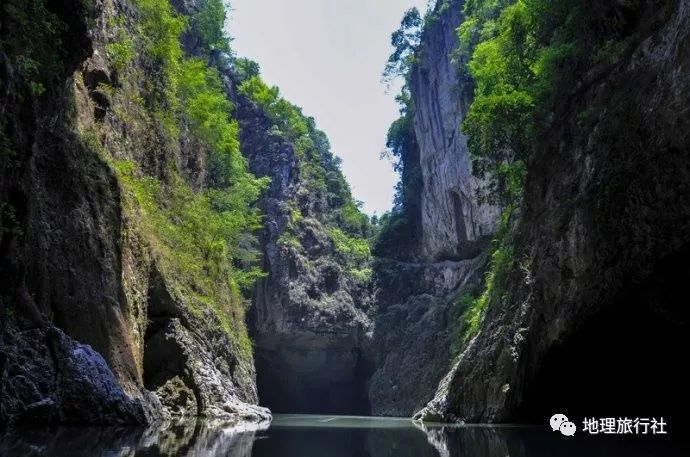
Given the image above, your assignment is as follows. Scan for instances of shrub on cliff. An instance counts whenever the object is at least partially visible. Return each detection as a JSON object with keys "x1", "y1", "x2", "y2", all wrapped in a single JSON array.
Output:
[
  {"x1": 461, "y1": 0, "x2": 641, "y2": 205},
  {"x1": 88, "y1": 0, "x2": 270, "y2": 354}
]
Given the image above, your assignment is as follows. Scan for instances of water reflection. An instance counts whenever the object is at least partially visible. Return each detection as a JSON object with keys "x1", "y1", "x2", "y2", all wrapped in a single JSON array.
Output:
[
  {"x1": 415, "y1": 422, "x2": 530, "y2": 457},
  {"x1": 415, "y1": 421, "x2": 685, "y2": 457},
  {"x1": 256, "y1": 414, "x2": 437, "y2": 457},
  {"x1": 0, "y1": 415, "x2": 685, "y2": 456},
  {"x1": 0, "y1": 419, "x2": 266, "y2": 457}
]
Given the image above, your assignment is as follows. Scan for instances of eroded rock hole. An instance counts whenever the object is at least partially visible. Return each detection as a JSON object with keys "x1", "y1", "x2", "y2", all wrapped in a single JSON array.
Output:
[{"x1": 143, "y1": 270, "x2": 199, "y2": 416}]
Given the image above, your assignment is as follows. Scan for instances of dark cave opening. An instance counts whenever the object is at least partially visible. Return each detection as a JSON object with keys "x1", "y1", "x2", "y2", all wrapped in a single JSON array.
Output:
[
  {"x1": 142, "y1": 270, "x2": 200, "y2": 416},
  {"x1": 143, "y1": 319, "x2": 184, "y2": 391},
  {"x1": 518, "y1": 247, "x2": 690, "y2": 434},
  {"x1": 254, "y1": 344, "x2": 371, "y2": 415}
]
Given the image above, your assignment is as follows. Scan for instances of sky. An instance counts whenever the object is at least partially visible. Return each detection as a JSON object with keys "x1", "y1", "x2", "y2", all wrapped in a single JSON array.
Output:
[{"x1": 229, "y1": 0, "x2": 429, "y2": 215}]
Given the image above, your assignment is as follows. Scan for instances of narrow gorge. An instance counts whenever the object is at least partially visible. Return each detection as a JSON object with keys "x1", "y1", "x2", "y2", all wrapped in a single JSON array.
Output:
[{"x1": 1, "y1": 0, "x2": 689, "y2": 451}]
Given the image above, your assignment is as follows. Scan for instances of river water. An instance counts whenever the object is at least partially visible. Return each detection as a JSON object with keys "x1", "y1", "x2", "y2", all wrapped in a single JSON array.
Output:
[{"x1": 0, "y1": 414, "x2": 685, "y2": 456}]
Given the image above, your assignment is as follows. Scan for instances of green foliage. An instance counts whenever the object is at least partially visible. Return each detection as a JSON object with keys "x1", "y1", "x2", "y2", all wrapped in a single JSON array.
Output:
[
  {"x1": 239, "y1": 73, "x2": 368, "y2": 233},
  {"x1": 29, "y1": 82, "x2": 46, "y2": 96},
  {"x1": 449, "y1": 292, "x2": 477, "y2": 354},
  {"x1": 374, "y1": 89, "x2": 422, "y2": 259},
  {"x1": 335, "y1": 201, "x2": 369, "y2": 236},
  {"x1": 233, "y1": 58, "x2": 261, "y2": 83},
  {"x1": 459, "y1": 205, "x2": 516, "y2": 343},
  {"x1": 129, "y1": 0, "x2": 269, "y2": 210},
  {"x1": 1, "y1": 0, "x2": 66, "y2": 96},
  {"x1": 457, "y1": 0, "x2": 514, "y2": 57},
  {"x1": 277, "y1": 231, "x2": 302, "y2": 249},
  {"x1": 383, "y1": 7, "x2": 423, "y2": 85},
  {"x1": 461, "y1": 1, "x2": 537, "y2": 205},
  {"x1": 178, "y1": 59, "x2": 268, "y2": 193},
  {"x1": 238, "y1": 76, "x2": 310, "y2": 139},
  {"x1": 329, "y1": 227, "x2": 370, "y2": 263},
  {"x1": 133, "y1": 0, "x2": 187, "y2": 103},
  {"x1": 460, "y1": 0, "x2": 635, "y2": 205},
  {"x1": 190, "y1": 0, "x2": 231, "y2": 54},
  {"x1": 99, "y1": 0, "x2": 270, "y2": 351},
  {"x1": 329, "y1": 227, "x2": 372, "y2": 280},
  {"x1": 461, "y1": 243, "x2": 514, "y2": 340},
  {"x1": 114, "y1": 160, "x2": 258, "y2": 356},
  {"x1": 454, "y1": 0, "x2": 649, "y2": 342},
  {"x1": 236, "y1": 43, "x2": 372, "y2": 280},
  {"x1": 117, "y1": 161, "x2": 262, "y2": 288},
  {"x1": 106, "y1": 23, "x2": 136, "y2": 72},
  {"x1": 373, "y1": 211, "x2": 410, "y2": 252},
  {"x1": 385, "y1": 91, "x2": 421, "y2": 212},
  {"x1": 348, "y1": 267, "x2": 373, "y2": 283},
  {"x1": 134, "y1": 0, "x2": 187, "y2": 64},
  {"x1": 238, "y1": 75, "x2": 323, "y2": 195}
]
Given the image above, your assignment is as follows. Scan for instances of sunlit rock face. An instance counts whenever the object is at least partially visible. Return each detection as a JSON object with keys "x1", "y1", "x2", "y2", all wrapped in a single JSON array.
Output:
[
  {"x1": 365, "y1": 0, "x2": 499, "y2": 418},
  {"x1": 409, "y1": 0, "x2": 500, "y2": 262}
]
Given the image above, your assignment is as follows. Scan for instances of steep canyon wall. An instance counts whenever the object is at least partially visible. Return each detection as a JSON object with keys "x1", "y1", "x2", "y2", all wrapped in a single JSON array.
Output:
[{"x1": 416, "y1": 0, "x2": 690, "y2": 425}]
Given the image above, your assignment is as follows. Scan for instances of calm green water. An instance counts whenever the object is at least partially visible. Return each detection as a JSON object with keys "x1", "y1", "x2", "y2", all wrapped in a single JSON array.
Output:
[{"x1": 0, "y1": 414, "x2": 685, "y2": 456}]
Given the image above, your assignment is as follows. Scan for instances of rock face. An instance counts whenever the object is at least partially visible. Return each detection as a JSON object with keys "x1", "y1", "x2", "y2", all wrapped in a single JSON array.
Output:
[
  {"x1": 143, "y1": 268, "x2": 269, "y2": 423},
  {"x1": 365, "y1": 0, "x2": 500, "y2": 417},
  {"x1": 0, "y1": 0, "x2": 267, "y2": 426},
  {"x1": 416, "y1": 0, "x2": 690, "y2": 424},
  {"x1": 0, "y1": 325, "x2": 154, "y2": 425},
  {"x1": 222, "y1": 0, "x2": 500, "y2": 418},
  {"x1": 366, "y1": 257, "x2": 486, "y2": 416},
  {"x1": 0, "y1": 0, "x2": 156, "y2": 425},
  {"x1": 409, "y1": 0, "x2": 500, "y2": 262},
  {"x1": 234, "y1": 81, "x2": 373, "y2": 414},
  {"x1": 5, "y1": 0, "x2": 686, "y2": 427}
]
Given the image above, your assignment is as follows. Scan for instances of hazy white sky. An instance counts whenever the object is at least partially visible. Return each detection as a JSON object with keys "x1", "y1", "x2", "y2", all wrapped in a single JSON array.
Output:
[{"x1": 229, "y1": 0, "x2": 428, "y2": 215}]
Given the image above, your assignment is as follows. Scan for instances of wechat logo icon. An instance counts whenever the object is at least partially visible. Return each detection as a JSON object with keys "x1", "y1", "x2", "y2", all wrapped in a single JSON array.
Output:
[{"x1": 550, "y1": 413, "x2": 576, "y2": 437}]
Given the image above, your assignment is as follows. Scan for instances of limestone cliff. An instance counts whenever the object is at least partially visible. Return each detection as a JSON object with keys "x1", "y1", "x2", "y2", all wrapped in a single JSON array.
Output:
[
  {"x1": 416, "y1": 0, "x2": 690, "y2": 424},
  {"x1": 409, "y1": 0, "x2": 500, "y2": 262},
  {"x1": 366, "y1": 0, "x2": 500, "y2": 416},
  {"x1": 232, "y1": 67, "x2": 374, "y2": 415},
  {"x1": 0, "y1": 0, "x2": 270, "y2": 425},
  {"x1": 3, "y1": 0, "x2": 686, "y2": 428}
]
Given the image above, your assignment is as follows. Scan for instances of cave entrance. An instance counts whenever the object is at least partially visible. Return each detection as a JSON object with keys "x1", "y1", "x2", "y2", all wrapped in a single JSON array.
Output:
[
  {"x1": 518, "y1": 247, "x2": 690, "y2": 433},
  {"x1": 142, "y1": 269, "x2": 200, "y2": 416},
  {"x1": 447, "y1": 189, "x2": 485, "y2": 260},
  {"x1": 254, "y1": 342, "x2": 371, "y2": 415}
]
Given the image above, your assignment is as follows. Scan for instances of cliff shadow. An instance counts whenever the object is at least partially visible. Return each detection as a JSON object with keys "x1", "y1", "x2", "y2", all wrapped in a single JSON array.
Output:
[
  {"x1": 517, "y1": 245, "x2": 690, "y2": 439},
  {"x1": 254, "y1": 340, "x2": 371, "y2": 415}
]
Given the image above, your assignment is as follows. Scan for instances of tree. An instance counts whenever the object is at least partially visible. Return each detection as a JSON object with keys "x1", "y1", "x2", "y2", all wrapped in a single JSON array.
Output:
[
  {"x1": 192, "y1": 0, "x2": 231, "y2": 54},
  {"x1": 382, "y1": 7, "x2": 423, "y2": 85}
]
